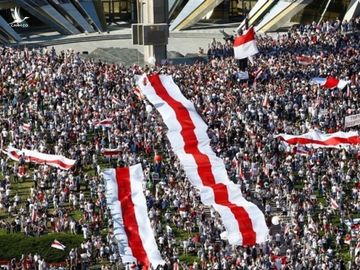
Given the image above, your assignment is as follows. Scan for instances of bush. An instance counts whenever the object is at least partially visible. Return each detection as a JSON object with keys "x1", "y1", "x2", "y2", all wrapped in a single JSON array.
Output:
[{"x1": 0, "y1": 232, "x2": 83, "y2": 262}]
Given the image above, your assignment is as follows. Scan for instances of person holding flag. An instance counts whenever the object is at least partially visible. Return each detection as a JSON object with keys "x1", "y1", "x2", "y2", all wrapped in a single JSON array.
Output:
[{"x1": 232, "y1": 17, "x2": 259, "y2": 83}]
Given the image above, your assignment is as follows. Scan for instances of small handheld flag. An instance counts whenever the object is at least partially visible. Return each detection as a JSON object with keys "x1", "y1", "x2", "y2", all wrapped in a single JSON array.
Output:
[{"x1": 51, "y1": 240, "x2": 66, "y2": 251}]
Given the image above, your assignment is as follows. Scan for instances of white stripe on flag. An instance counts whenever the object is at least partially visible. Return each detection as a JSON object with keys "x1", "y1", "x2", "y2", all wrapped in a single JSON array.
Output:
[
  {"x1": 103, "y1": 169, "x2": 135, "y2": 264},
  {"x1": 136, "y1": 74, "x2": 268, "y2": 246},
  {"x1": 103, "y1": 164, "x2": 164, "y2": 269},
  {"x1": 337, "y1": 80, "x2": 348, "y2": 90}
]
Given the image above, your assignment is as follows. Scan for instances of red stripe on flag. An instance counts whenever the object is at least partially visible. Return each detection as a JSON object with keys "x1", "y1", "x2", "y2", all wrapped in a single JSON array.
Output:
[
  {"x1": 116, "y1": 167, "x2": 150, "y2": 268},
  {"x1": 148, "y1": 74, "x2": 256, "y2": 245},
  {"x1": 323, "y1": 77, "x2": 339, "y2": 89},
  {"x1": 233, "y1": 27, "x2": 256, "y2": 47}
]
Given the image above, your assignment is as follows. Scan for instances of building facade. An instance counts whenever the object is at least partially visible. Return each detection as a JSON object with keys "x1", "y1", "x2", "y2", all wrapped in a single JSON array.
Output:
[
  {"x1": 0, "y1": 0, "x2": 107, "y2": 43},
  {"x1": 0, "y1": 0, "x2": 358, "y2": 44}
]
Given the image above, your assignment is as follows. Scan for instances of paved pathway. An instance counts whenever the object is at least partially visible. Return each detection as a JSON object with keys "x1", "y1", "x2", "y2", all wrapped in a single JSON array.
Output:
[{"x1": 21, "y1": 25, "x2": 238, "y2": 56}]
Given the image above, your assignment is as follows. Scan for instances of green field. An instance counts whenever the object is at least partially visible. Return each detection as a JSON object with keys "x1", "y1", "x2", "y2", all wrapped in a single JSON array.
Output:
[{"x1": 0, "y1": 230, "x2": 83, "y2": 262}]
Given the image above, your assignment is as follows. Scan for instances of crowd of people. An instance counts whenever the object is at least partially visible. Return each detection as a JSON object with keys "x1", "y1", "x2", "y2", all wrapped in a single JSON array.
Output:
[{"x1": 0, "y1": 16, "x2": 360, "y2": 269}]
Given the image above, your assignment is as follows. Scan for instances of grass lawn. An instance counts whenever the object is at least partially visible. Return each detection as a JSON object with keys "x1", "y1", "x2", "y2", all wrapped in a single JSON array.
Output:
[
  {"x1": 69, "y1": 210, "x2": 83, "y2": 222},
  {"x1": 2, "y1": 153, "x2": 360, "y2": 266},
  {"x1": 0, "y1": 230, "x2": 83, "y2": 262},
  {"x1": 179, "y1": 254, "x2": 199, "y2": 266}
]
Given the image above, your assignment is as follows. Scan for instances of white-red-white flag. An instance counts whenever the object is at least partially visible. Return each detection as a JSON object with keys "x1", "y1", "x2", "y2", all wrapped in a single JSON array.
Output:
[
  {"x1": 112, "y1": 96, "x2": 121, "y2": 105},
  {"x1": 310, "y1": 76, "x2": 349, "y2": 90},
  {"x1": 94, "y1": 118, "x2": 113, "y2": 128},
  {"x1": 51, "y1": 240, "x2": 66, "y2": 251},
  {"x1": 296, "y1": 55, "x2": 313, "y2": 65},
  {"x1": 136, "y1": 73, "x2": 268, "y2": 246},
  {"x1": 101, "y1": 148, "x2": 121, "y2": 158},
  {"x1": 275, "y1": 130, "x2": 360, "y2": 149},
  {"x1": 262, "y1": 94, "x2": 268, "y2": 108},
  {"x1": 26, "y1": 71, "x2": 37, "y2": 87},
  {"x1": 253, "y1": 67, "x2": 263, "y2": 80},
  {"x1": 22, "y1": 123, "x2": 31, "y2": 132},
  {"x1": 103, "y1": 164, "x2": 164, "y2": 269},
  {"x1": 330, "y1": 198, "x2": 339, "y2": 210},
  {"x1": 26, "y1": 71, "x2": 34, "y2": 80},
  {"x1": 233, "y1": 27, "x2": 259, "y2": 59},
  {"x1": 3, "y1": 146, "x2": 76, "y2": 170},
  {"x1": 134, "y1": 87, "x2": 144, "y2": 100}
]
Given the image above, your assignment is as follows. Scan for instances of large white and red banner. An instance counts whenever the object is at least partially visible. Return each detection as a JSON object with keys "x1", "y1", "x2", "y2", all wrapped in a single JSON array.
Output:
[
  {"x1": 103, "y1": 164, "x2": 164, "y2": 269},
  {"x1": 275, "y1": 130, "x2": 360, "y2": 148},
  {"x1": 310, "y1": 76, "x2": 348, "y2": 89},
  {"x1": 136, "y1": 74, "x2": 268, "y2": 246},
  {"x1": 3, "y1": 146, "x2": 76, "y2": 170},
  {"x1": 233, "y1": 27, "x2": 259, "y2": 59}
]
